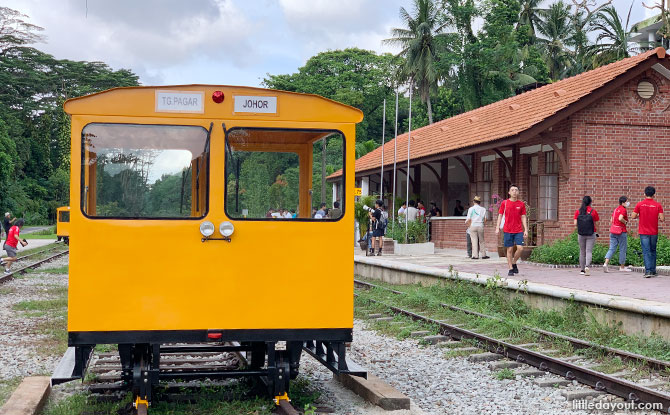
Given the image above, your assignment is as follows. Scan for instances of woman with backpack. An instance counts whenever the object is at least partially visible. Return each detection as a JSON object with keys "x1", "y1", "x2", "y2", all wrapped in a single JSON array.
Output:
[
  {"x1": 574, "y1": 196, "x2": 600, "y2": 275},
  {"x1": 603, "y1": 196, "x2": 632, "y2": 273}
]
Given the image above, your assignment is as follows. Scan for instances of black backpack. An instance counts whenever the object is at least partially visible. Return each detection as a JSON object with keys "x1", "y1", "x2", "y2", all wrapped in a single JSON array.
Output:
[{"x1": 577, "y1": 209, "x2": 594, "y2": 236}]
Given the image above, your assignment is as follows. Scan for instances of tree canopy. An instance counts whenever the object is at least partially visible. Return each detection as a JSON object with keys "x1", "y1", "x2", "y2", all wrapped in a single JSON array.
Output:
[{"x1": 0, "y1": 6, "x2": 139, "y2": 223}]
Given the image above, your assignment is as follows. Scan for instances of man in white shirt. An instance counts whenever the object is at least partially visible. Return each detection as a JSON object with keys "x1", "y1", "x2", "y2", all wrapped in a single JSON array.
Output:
[
  {"x1": 397, "y1": 202, "x2": 407, "y2": 222},
  {"x1": 465, "y1": 196, "x2": 489, "y2": 259},
  {"x1": 406, "y1": 200, "x2": 419, "y2": 222}
]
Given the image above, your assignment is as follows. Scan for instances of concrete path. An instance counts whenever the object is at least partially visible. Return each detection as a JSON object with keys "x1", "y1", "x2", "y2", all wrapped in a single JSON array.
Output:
[{"x1": 355, "y1": 247, "x2": 670, "y2": 304}]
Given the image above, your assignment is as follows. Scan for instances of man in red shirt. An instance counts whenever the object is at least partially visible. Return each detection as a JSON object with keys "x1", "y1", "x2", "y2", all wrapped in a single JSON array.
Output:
[
  {"x1": 495, "y1": 185, "x2": 528, "y2": 277},
  {"x1": 1, "y1": 218, "x2": 27, "y2": 274},
  {"x1": 631, "y1": 186, "x2": 664, "y2": 277}
]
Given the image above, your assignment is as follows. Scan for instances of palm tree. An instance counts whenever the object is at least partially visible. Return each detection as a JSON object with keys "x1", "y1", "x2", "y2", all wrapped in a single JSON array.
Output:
[
  {"x1": 384, "y1": 0, "x2": 450, "y2": 124},
  {"x1": 517, "y1": 0, "x2": 544, "y2": 40},
  {"x1": 586, "y1": 5, "x2": 637, "y2": 67},
  {"x1": 536, "y1": 1, "x2": 574, "y2": 80}
]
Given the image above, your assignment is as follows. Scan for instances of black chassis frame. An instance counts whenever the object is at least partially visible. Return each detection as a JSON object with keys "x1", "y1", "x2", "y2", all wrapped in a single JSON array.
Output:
[{"x1": 62, "y1": 328, "x2": 363, "y2": 398}]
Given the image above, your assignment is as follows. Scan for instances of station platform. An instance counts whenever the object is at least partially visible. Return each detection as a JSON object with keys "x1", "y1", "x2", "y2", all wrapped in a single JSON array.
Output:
[{"x1": 354, "y1": 247, "x2": 670, "y2": 340}]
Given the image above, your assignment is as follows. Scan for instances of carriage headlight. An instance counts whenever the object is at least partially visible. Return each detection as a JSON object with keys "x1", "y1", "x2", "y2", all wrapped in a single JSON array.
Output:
[
  {"x1": 219, "y1": 221, "x2": 234, "y2": 237},
  {"x1": 199, "y1": 221, "x2": 215, "y2": 237}
]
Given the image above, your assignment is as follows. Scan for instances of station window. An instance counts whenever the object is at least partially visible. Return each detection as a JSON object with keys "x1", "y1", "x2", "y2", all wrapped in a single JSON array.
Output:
[
  {"x1": 81, "y1": 123, "x2": 209, "y2": 219},
  {"x1": 225, "y1": 128, "x2": 345, "y2": 220}
]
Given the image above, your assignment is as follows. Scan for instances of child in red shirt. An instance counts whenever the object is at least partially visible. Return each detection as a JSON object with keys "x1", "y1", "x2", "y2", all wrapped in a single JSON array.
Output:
[{"x1": 1, "y1": 218, "x2": 27, "y2": 274}]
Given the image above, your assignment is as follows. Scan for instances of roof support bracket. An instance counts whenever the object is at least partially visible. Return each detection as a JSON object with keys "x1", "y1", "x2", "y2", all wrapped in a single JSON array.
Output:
[
  {"x1": 453, "y1": 156, "x2": 474, "y2": 183},
  {"x1": 492, "y1": 149, "x2": 513, "y2": 180},
  {"x1": 547, "y1": 141, "x2": 569, "y2": 179}
]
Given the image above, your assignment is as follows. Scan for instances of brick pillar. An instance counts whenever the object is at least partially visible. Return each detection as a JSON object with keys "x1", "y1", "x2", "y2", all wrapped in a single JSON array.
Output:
[{"x1": 440, "y1": 159, "x2": 448, "y2": 214}]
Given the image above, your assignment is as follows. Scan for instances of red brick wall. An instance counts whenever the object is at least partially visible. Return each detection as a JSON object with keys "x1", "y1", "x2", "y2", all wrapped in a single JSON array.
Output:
[
  {"x1": 431, "y1": 64, "x2": 670, "y2": 250},
  {"x1": 553, "y1": 67, "x2": 670, "y2": 242},
  {"x1": 431, "y1": 219, "x2": 499, "y2": 253}
]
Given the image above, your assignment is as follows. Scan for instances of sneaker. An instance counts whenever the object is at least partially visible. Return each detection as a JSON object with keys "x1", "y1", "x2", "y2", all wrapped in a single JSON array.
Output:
[
  {"x1": 512, "y1": 264, "x2": 519, "y2": 274},
  {"x1": 3, "y1": 269, "x2": 9, "y2": 275},
  {"x1": 471, "y1": 257, "x2": 479, "y2": 260},
  {"x1": 644, "y1": 273, "x2": 653, "y2": 278},
  {"x1": 508, "y1": 270, "x2": 515, "y2": 277},
  {"x1": 584, "y1": 267, "x2": 590, "y2": 276},
  {"x1": 603, "y1": 264, "x2": 608, "y2": 273},
  {"x1": 580, "y1": 270, "x2": 585, "y2": 275},
  {"x1": 482, "y1": 256, "x2": 490, "y2": 259},
  {"x1": 620, "y1": 267, "x2": 632, "y2": 272}
]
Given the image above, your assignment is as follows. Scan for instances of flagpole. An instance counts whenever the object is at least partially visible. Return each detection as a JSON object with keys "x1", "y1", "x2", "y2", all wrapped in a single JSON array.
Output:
[
  {"x1": 405, "y1": 81, "x2": 412, "y2": 243},
  {"x1": 380, "y1": 99, "x2": 386, "y2": 202},
  {"x1": 392, "y1": 90, "x2": 398, "y2": 224}
]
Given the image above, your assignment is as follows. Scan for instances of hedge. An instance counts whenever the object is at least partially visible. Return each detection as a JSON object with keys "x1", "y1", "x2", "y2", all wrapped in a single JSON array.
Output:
[{"x1": 529, "y1": 231, "x2": 670, "y2": 266}]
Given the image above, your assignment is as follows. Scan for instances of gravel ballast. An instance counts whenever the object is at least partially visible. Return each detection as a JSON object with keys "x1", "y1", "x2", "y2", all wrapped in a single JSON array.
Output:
[{"x1": 0, "y1": 255, "x2": 69, "y2": 381}]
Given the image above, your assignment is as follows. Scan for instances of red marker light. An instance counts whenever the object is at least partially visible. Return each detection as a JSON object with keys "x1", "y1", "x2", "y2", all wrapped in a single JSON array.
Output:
[
  {"x1": 207, "y1": 332, "x2": 222, "y2": 339},
  {"x1": 212, "y1": 90, "x2": 225, "y2": 103}
]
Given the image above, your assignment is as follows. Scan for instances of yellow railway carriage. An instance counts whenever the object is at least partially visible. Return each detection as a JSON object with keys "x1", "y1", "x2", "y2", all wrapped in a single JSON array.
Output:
[
  {"x1": 52, "y1": 85, "x2": 363, "y2": 410},
  {"x1": 56, "y1": 206, "x2": 70, "y2": 244}
]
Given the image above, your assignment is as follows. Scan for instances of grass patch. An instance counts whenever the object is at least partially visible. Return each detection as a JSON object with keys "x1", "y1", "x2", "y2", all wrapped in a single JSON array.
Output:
[
  {"x1": 43, "y1": 376, "x2": 320, "y2": 415},
  {"x1": 0, "y1": 286, "x2": 16, "y2": 295},
  {"x1": 354, "y1": 277, "x2": 670, "y2": 365},
  {"x1": 0, "y1": 378, "x2": 22, "y2": 407},
  {"x1": 13, "y1": 284, "x2": 68, "y2": 357},
  {"x1": 444, "y1": 348, "x2": 478, "y2": 358},
  {"x1": 495, "y1": 368, "x2": 516, "y2": 380},
  {"x1": 13, "y1": 298, "x2": 67, "y2": 312},
  {"x1": 94, "y1": 344, "x2": 117, "y2": 353},
  {"x1": 23, "y1": 234, "x2": 57, "y2": 240},
  {"x1": 39, "y1": 265, "x2": 69, "y2": 274}
]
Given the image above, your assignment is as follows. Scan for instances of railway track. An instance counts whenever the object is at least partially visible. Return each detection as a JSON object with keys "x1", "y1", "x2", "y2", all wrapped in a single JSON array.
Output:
[
  {"x1": 0, "y1": 243, "x2": 69, "y2": 284},
  {"x1": 83, "y1": 343, "x2": 304, "y2": 414},
  {"x1": 355, "y1": 278, "x2": 670, "y2": 413}
]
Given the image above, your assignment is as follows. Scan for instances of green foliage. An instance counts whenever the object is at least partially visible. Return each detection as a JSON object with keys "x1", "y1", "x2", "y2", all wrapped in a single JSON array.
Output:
[
  {"x1": 0, "y1": 7, "x2": 139, "y2": 224},
  {"x1": 385, "y1": 218, "x2": 428, "y2": 243},
  {"x1": 263, "y1": 48, "x2": 400, "y2": 144},
  {"x1": 530, "y1": 231, "x2": 670, "y2": 266},
  {"x1": 495, "y1": 368, "x2": 516, "y2": 380}
]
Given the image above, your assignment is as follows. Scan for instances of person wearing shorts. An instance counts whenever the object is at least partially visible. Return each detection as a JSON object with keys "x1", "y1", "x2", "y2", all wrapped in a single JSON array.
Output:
[
  {"x1": 2, "y1": 218, "x2": 27, "y2": 274},
  {"x1": 495, "y1": 185, "x2": 528, "y2": 277},
  {"x1": 370, "y1": 200, "x2": 385, "y2": 256}
]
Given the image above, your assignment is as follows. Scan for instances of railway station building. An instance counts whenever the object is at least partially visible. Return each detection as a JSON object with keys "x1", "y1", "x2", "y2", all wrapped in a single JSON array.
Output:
[{"x1": 329, "y1": 47, "x2": 670, "y2": 252}]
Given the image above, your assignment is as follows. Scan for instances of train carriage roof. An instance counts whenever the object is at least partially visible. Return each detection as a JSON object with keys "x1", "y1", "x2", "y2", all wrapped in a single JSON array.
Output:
[{"x1": 64, "y1": 85, "x2": 363, "y2": 123}]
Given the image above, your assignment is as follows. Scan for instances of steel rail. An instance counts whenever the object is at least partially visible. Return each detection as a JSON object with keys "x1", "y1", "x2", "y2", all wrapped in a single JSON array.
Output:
[
  {"x1": 0, "y1": 249, "x2": 69, "y2": 284},
  {"x1": 358, "y1": 295, "x2": 670, "y2": 413},
  {"x1": 354, "y1": 279, "x2": 670, "y2": 372}
]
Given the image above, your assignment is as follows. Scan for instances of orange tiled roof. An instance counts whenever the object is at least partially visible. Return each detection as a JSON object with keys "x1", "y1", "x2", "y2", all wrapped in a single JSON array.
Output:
[{"x1": 329, "y1": 47, "x2": 665, "y2": 179}]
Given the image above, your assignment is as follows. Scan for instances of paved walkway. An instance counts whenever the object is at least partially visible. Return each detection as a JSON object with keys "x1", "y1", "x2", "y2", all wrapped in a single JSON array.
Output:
[{"x1": 355, "y1": 247, "x2": 670, "y2": 304}]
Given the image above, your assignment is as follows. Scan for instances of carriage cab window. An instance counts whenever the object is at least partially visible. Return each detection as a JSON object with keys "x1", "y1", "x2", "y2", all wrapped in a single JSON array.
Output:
[
  {"x1": 81, "y1": 123, "x2": 209, "y2": 218},
  {"x1": 225, "y1": 128, "x2": 344, "y2": 220}
]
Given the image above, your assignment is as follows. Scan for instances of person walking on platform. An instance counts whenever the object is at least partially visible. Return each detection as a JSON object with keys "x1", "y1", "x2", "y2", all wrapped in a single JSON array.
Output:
[
  {"x1": 631, "y1": 186, "x2": 664, "y2": 277},
  {"x1": 604, "y1": 196, "x2": 632, "y2": 273},
  {"x1": 465, "y1": 196, "x2": 489, "y2": 259},
  {"x1": 574, "y1": 196, "x2": 600, "y2": 276},
  {"x1": 1, "y1": 218, "x2": 27, "y2": 274},
  {"x1": 495, "y1": 184, "x2": 528, "y2": 277}
]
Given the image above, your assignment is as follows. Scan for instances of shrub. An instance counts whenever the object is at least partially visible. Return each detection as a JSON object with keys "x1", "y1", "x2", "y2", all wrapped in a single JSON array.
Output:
[
  {"x1": 385, "y1": 218, "x2": 428, "y2": 243},
  {"x1": 530, "y1": 230, "x2": 670, "y2": 266}
]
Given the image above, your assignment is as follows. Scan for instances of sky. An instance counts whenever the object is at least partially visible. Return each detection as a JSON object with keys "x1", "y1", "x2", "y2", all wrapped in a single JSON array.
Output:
[{"x1": 4, "y1": 0, "x2": 649, "y2": 87}]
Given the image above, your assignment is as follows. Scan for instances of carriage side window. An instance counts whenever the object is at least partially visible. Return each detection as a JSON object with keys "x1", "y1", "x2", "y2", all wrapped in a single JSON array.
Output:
[
  {"x1": 59, "y1": 211, "x2": 70, "y2": 222},
  {"x1": 81, "y1": 123, "x2": 209, "y2": 218},
  {"x1": 225, "y1": 128, "x2": 345, "y2": 220}
]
